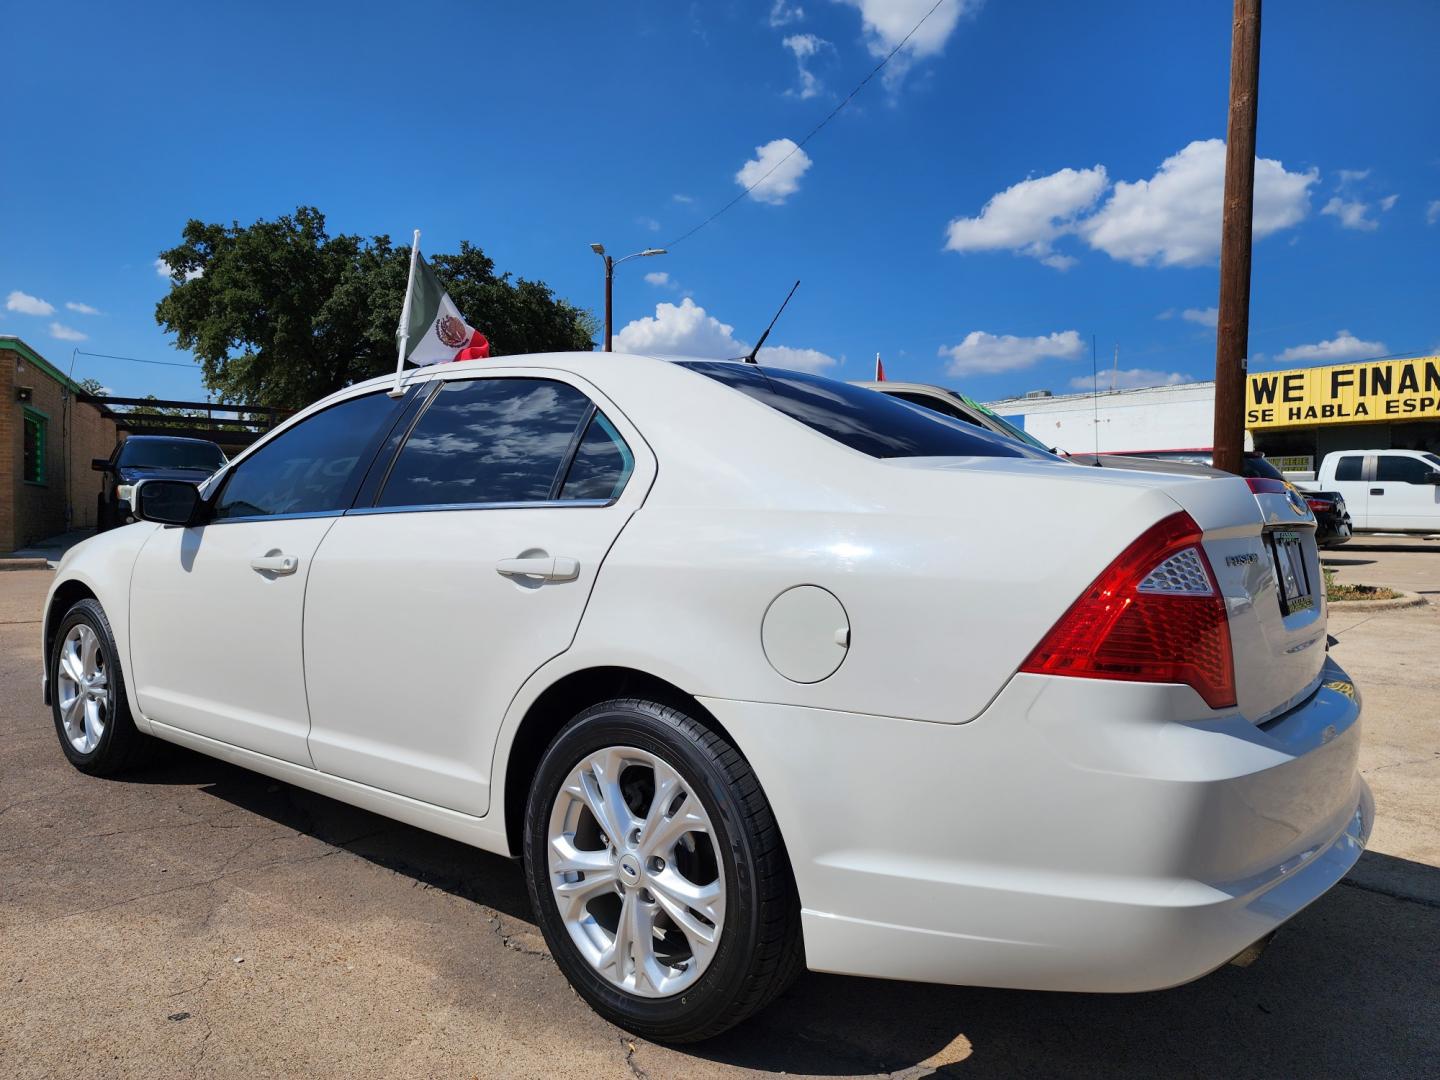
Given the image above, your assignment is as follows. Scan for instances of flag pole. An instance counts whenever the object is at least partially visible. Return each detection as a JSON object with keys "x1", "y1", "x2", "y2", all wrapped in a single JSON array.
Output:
[{"x1": 388, "y1": 229, "x2": 421, "y2": 398}]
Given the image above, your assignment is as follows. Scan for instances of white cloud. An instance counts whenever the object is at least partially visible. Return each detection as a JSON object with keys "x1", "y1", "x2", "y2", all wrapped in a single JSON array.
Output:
[
  {"x1": 65, "y1": 301, "x2": 101, "y2": 315},
  {"x1": 6, "y1": 290, "x2": 55, "y2": 316},
  {"x1": 1182, "y1": 306, "x2": 1219, "y2": 328},
  {"x1": 736, "y1": 138, "x2": 813, "y2": 205},
  {"x1": 1426, "y1": 200, "x2": 1440, "y2": 226},
  {"x1": 671, "y1": 193, "x2": 695, "y2": 204},
  {"x1": 1277, "y1": 329, "x2": 1388, "y2": 365},
  {"x1": 782, "y1": 33, "x2": 827, "y2": 99},
  {"x1": 1069, "y1": 368, "x2": 1194, "y2": 392},
  {"x1": 48, "y1": 322, "x2": 87, "y2": 342},
  {"x1": 769, "y1": 0, "x2": 804, "y2": 27},
  {"x1": 1379, "y1": 194, "x2": 1398, "y2": 212},
  {"x1": 154, "y1": 257, "x2": 203, "y2": 282},
  {"x1": 938, "y1": 329, "x2": 1084, "y2": 375},
  {"x1": 838, "y1": 0, "x2": 978, "y2": 87},
  {"x1": 1321, "y1": 196, "x2": 1377, "y2": 231},
  {"x1": 1336, "y1": 168, "x2": 1370, "y2": 185},
  {"x1": 635, "y1": 215, "x2": 661, "y2": 232},
  {"x1": 1081, "y1": 139, "x2": 1317, "y2": 267},
  {"x1": 613, "y1": 297, "x2": 838, "y2": 372},
  {"x1": 944, "y1": 166, "x2": 1108, "y2": 267},
  {"x1": 643, "y1": 271, "x2": 672, "y2": 287}
]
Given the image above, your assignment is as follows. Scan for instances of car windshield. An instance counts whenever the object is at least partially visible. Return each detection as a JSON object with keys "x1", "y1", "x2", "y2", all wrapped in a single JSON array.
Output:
[
  {"x1": 118, "y1": 439, "x2": 225, "y2": 471},
  {"x1": 680, "y1": 362, "x2": 1044, "y2": 460},
  {"x1": 956, "y1": 394, "x2": 1053, "y2": 453}
]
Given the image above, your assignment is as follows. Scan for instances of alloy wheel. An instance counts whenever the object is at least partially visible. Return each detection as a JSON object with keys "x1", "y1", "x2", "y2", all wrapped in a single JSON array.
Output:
[
  {"x1": 546, "y1": 745, "x2": 725, "y2": 998},
  {"x1": 56, "y1": 623, "x2": 111, "y2": 754}
]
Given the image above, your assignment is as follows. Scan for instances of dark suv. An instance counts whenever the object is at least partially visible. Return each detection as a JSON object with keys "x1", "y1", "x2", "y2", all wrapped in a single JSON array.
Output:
[{"x1": 93, "y1": 436, "x2": 227, "y2": 531}]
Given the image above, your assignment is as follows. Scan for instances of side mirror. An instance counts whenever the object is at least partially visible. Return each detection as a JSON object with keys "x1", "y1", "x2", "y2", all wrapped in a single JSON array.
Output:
[
  {"x1": 91, "y1": 458, "x2": 110, "y2": 472},
  {"x1": 132, "y1": 479, "x2": 202, "y2": 526}
]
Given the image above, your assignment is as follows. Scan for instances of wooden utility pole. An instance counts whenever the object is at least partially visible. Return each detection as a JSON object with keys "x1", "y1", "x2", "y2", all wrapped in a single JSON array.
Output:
[{"x1": 1212, "y1": 0, "x2": 1261, "y2": 476}]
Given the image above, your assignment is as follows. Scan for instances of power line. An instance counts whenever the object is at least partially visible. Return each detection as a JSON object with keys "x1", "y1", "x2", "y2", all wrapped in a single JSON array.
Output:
[
  {"x1": 665, "y1": 0, "x2": 953, "y2": 249},
  {"x1": 72, "y1": 349, "x2": 197, "y2": 369}
]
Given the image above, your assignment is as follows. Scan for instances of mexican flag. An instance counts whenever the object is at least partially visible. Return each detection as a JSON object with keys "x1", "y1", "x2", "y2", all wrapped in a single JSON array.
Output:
[{"x1": 397, "y1": 241, "x2": 490, "y2": 366}]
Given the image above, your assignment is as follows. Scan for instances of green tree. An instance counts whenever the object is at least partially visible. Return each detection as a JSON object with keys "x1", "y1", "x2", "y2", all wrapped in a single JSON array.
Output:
[
  {"x1": 155, "y1": 206, "x2": 596, "y2": 409},
  {"x1": 76, "y1": 378, "x2": 107, "y2": 396}
]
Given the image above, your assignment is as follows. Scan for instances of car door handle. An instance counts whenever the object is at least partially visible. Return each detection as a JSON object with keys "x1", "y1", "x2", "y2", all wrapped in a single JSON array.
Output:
[
  {"x1": 495, "y1": 556, "x2": 580, "y2": 582},
  {"x1": 1370, "y1": 488, "x2": 1383, "y2": 495},
  {"x1": 250, "y1": 553, "x2": 299, "y2": 575}
]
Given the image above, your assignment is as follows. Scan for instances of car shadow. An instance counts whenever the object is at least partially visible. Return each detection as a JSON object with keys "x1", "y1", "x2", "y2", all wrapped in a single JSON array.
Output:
[
  {"x1": 1319, "y1": 556, "x2": 1377, "y2": 567},
  {"x1": 121, "y1": 748, "x2": 1440, "y2": 1078}
]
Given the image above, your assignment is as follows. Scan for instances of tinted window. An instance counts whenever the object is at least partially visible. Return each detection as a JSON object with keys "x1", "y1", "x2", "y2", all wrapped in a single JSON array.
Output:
[
  {"x1": 119, "y1": 439, "x2": 226, "y2": 472},
  {"x1": 1377, "y1": 455, "x2": 1435, "y2": 483},
  {"x1": 1243, "y1": 455, "x2": 1286, "y2": 482},
  {"x1": 887, "y1": 391, "x2": 982, "y2": 427},
  {"x1": 560, "y1": 413, "x2": 634, "y2": 500},
  {"x1": 214, "y1": 393, "x2": 397, "y2": 519},
  {"x1": 1334, "y1": 456, "x2": 1363, "y2": 481},
  {"x1": 681, "y1": 362, "x2": 1036, "y2": 460},
  {"x1": 378, "y1": 378, "x2": 592, "y2": 507}
]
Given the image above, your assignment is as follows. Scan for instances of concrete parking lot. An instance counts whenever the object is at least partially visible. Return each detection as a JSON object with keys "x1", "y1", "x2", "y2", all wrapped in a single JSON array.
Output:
[{"x1": 2, "y1": 556, "x2": 1437, "y2": 1079}]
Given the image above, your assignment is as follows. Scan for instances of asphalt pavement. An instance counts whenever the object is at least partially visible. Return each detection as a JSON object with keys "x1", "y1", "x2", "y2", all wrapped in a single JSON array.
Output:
[{"x1": 2, "y1": 558, "x2": 1437, "y2": 1079}]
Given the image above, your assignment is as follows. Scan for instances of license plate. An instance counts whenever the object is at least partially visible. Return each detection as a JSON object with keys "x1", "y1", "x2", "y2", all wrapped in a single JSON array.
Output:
[{"x1": 1267, "y1": 530, "x2": 1314, "y2": 615}]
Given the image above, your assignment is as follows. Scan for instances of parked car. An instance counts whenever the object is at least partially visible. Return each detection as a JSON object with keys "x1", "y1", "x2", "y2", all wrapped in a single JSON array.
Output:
[
  {"x1": 92, "y1": 435, "x2": 227, "y2": 532},
  {"x1": 852, "y1": 379, "x2": 1058, "y2": 453},
  {"x1": 44, "y1": 354, "x2": 1369, "y2": 1042},
  {"x1": 1295, "y1": 449, "x2": 1440, "y2": 534},
  {"x1": 1090, "y1": 449, "x2": 1353, "y2": 549}
]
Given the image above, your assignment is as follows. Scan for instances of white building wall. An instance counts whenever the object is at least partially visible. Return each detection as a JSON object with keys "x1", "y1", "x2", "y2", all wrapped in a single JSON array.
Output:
[{"x1": 989, "y1": 382, "x2": 1219, "y2": 454}]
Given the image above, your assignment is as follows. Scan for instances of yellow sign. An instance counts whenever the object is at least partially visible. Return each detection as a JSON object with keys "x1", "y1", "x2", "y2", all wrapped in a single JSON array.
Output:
[{"x1": 1247, "y1": 355, "x2": 1440, "y2": 429}]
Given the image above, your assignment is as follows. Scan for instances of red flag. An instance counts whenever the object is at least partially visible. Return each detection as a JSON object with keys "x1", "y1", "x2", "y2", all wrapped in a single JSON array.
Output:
[
  {"x1": 874, "y1": 353, "x2": 886, "y2": 381},
  {"x1": 453, "y1": 330, "x2": 491, "y2": 362}
]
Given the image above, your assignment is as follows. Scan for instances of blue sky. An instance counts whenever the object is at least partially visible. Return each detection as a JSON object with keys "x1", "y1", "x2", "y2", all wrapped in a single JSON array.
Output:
[{"x1": 3, "y1": 0, "x2": 1437, "y2": 403}]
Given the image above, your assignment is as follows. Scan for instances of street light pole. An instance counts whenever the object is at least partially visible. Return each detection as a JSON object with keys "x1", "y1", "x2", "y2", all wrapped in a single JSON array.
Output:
[
  {"x1": 590, "y1": 244, "x2": 666, "y2": 352},
  {"x1": 1212, "y1": 0, "x2": 1262, "y2": 476}
]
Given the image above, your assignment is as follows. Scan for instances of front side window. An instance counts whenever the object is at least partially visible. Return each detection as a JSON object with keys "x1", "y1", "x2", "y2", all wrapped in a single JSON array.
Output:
[
  {"x1": 22, "y1": 409, "x2": 46, "y2": 485},
  {"x1": 214, "y1": 392, "x2": 398, "y2": 519},
  {"x1": 377, "y1": 378, "x2": 595, "y2": 508},
  {"x1": 1334, "y1": 456, "x2": 1363, "y2": 481},
  {"x1": 1377, "y1": 455, "x2": 1434, "y2": 484},
  {"x1": 681, "y1": 362, "x2": 1038, "y2": 460}
]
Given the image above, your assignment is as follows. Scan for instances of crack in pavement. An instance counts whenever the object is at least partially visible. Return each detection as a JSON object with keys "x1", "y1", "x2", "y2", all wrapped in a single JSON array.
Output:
[{"x1": 619, "y1": 1036, "x2": 651, "y2": 1080}]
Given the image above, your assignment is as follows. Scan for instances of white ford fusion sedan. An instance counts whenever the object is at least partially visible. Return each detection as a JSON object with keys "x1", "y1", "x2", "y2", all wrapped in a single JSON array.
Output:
[{"x1": 43, "y1": 353, "x2": 1371, "y2": 1042}]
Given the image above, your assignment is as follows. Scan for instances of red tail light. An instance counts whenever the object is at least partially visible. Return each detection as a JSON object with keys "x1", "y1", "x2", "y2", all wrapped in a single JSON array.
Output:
[
  {"x1": 1245, "y1": 477, "x2": 1290, "y2": 495},
  {"x1": 1305, "y1": 497, "x2": 1333, "y2": 514},
  {"x1": 1019, "y1": 511, "x2": 1236, "y2": 709}
]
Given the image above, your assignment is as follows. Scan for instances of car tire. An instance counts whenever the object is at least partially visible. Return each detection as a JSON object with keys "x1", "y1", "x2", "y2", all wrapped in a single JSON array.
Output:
[
  {"x1": 50, "y1": 598, "x2": 147, "y2": 776},
  {"x1": 523, "y1": 697, "x2": 802, "y2": 1043}
]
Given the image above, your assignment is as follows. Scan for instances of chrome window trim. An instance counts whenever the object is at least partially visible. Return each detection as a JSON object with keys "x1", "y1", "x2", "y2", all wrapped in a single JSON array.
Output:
[
  {"x1": 345, "y1": 499, "x2": 615, "y2": 517},
  {"x1": 200, "y1": 509, "x2": 344, "y2": 526}
]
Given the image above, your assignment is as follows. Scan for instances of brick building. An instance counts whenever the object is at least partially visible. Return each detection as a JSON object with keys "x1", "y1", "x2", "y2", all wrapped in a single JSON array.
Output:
[{"x1": 1, "y1": 336, "x2": 119, "y2": 552}]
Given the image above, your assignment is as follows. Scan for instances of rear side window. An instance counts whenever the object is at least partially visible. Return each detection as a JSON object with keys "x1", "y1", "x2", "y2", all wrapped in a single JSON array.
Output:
[
  {"x1": 887, "y1": 390, "x2": 982, "y2": 427},
  {"x1": 1334, "y1": 456, "x2": 1363, "y2": 481},
  {"x1": 560, "y1": 413, "x2": 634, "y2": 501},
  {"x1": 377, "y1": 378, "x2": 593, "y2": 507},
  {"x1": 1244, "y1": 455, "x2": 1286, "y2": 482},
  {"x1": 680, "y1": 362, "x2": 1037, "y2": 460},
  {"x1": 1377, "y1": 455, "x2": 1434, "y2": 483}
]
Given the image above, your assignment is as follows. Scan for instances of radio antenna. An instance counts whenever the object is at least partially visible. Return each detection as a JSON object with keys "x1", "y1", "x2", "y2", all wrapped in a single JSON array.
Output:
[{"x1": 743, "y1": 280, "x2": 800, "y2": 364}]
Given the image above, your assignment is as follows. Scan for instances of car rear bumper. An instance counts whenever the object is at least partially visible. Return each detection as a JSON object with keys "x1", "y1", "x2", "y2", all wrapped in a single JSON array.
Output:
[{"x1": 701, "y1": 655, "x2": 1369, "y2": 992}]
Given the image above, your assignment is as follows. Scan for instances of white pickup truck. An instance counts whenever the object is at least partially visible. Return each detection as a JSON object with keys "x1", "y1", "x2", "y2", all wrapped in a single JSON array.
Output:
[{"x1": 1296, "y1": 449, "x2": 1440, "y2": 533}]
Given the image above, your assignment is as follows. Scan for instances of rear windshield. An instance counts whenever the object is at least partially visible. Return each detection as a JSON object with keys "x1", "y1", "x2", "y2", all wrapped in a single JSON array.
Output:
[
  {"x1": 1243, "y1": 455, "x2": 1286, "y2": 482},
  {"x1": 118, "y1": 439, "x2": 226, "y2": 471},
  {"x1": 679, "y1": 362, "x2": 1041, "y2": 460}
]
